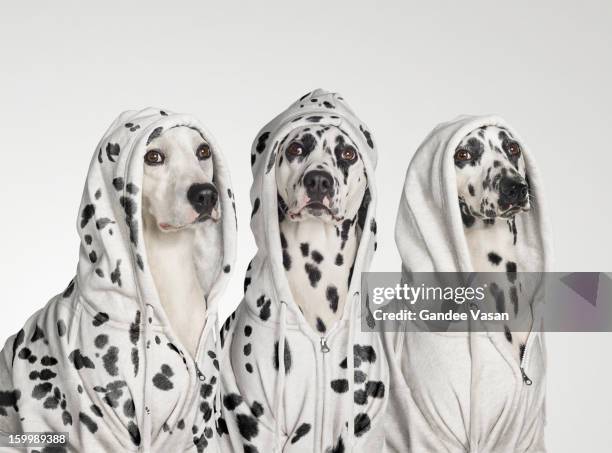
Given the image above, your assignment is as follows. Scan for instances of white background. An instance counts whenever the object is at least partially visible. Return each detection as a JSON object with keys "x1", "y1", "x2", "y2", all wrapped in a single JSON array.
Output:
[{"x1": 1, "y1": 1, "x2": 610, "y2": 451}]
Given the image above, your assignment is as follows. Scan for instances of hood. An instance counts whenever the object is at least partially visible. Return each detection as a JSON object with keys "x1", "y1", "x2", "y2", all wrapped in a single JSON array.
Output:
[
  {"x1": 247, "y1": 89, "x2": 378, "y2": 328},
  {"x1": 75, "y1": 107, "x2": 236, "y2": 327},
  {"x1": 395, "y1": 114, "x2": 552, "y2": 273}
]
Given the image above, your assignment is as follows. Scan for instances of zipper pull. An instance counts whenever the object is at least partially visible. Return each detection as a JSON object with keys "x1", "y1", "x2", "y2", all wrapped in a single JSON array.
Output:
[
  {"x1": 320, "y1": 337, "x2": 330, "y2": 353},
  {"x1": 520, "y1": 367, "x2": 533, "y2": 386},
  {"x1": 195, "y1": 364, "x2": 205, "y2": 381}
]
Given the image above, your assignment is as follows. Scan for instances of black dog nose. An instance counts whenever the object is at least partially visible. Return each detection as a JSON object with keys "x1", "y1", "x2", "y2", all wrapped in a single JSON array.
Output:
[
  {"x1": 187, "y1": 183, "x2": 218, "y2": 214},
  {"x1": 304, "y1": 170, "x2": 334, "y2": 200},
  {"x1": 500, "y1": 177, "x2": 528, "y2": 203}
]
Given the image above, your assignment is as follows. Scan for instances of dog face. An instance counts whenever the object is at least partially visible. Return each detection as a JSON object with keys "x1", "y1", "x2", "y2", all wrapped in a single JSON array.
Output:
[
  {"x1": 275, "y1": 125, "x2": 367, "y2": 224},
  {"x1": 454, "y1": 125, "x2": 530, "y2": 219},
  {"x1": 142, "y1": 126, "x2": 219, "y2": 232}
]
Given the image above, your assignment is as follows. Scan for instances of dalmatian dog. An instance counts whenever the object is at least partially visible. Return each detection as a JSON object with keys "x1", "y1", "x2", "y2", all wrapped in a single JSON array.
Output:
[
  {"x1": 454, "y1": 125, "x2": 531, "y2": 362},
  {"x1": 275, "y1": 124, "x2": 368, "y2": 334},
  {"x1": 142, "y1": 126, "x2": 222, "y2": 357}
]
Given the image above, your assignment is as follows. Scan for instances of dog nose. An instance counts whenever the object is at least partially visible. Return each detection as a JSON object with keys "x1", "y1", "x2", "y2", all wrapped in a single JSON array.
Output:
[
  {"x1": 304, "y1": 170, "x2": 334, "y2": 200},
  {"x1": 500, "y1": 177, "x2": 528, "y2": 203},
  {"x1": 187, "y1": 183, "x2": 218, "y2": 214}
]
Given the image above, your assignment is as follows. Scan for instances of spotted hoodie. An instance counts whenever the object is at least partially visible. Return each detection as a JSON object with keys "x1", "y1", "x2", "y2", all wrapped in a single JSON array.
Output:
[
  {"x1": 384, "y1": 115, "x2": 553, "y2": 452},
  {"x1": 218, "y1": 90, "x2": 388, "y2": 453},
  {"x1": 0, "y1": 108, "x2": 236, "y2": 452}
]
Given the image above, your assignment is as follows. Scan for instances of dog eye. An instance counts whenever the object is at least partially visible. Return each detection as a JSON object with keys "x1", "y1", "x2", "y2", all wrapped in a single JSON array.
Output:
[
  {"x1": 144, "y1": 149, "x2": 165, "y2": 165},
  {"x1": 454, "y1": 149, "x2": 472, "y2": 161},
  {"x1": 196, "y1": 144, "x2": 212, "y2": 160},
  {"x1": 287, "y1": 142, "x2": 304, "y2": 156},
  {"x1": 341, "y1": 147, "x2": 357, "y2": 161},
  {"x1": 506, "y1": 142, "x2": 521, "y2": 157}
]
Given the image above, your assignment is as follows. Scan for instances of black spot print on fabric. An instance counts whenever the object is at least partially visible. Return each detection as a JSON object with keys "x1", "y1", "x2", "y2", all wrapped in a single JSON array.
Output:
[
  {"x1": 102, "y1": 346, "x2": 119, "y2": 376},
  {"x1": 244, "y1": 325, "x2": 252, "y2": 337},
  {"x1": 354, "y1": 389, "x2": 367, "y2": 405},
  {"x1": 326, "y1": 286, "x2": 339, "y2": 312},
  {"x1": 119, "y1": 196, "x2": 138, "y2": 246},
  {"x1": 62, "y1": 280, "x2": 75, "y2": 298},
  {"x1": 129, "y1": 311, "x2": 141, "y2": 345},
  {"x1": 251, "y1": 401, "x2": 264, "y2": 418},
  {"x1": 306, "y1": 115, "x2": 323, "y2": 123},
  {"x1": 128, "y1": 421, "x2": 141, "y2": 446},
  {"x1": 41, "y1": 356, "x2": 58, "y2": 366},
  {"x1": 123, "y1": 398, "x2": 135, "y2": 418},
  {"x1": 126, "y1": 183, "x2": 138, "y2": 195},
  {"x1": 258, "y1": 299, "x2": 271, "y2": 322},
  {"x1": 323, "y1": 101, "x2": 335, "y2": 109},
  {"x1": 84, "y1": 234, "x2": 93, "y2": 245},
  {"x1": 152, "y1": 364, "x2": 174, "y2": 390},
  {"x1": 487, "y1": 252, "x2": 502, "y2": 266},
  {"x1": 236, "y1": 413, "x2": 259, "y2": 441},
  {"x1": 80, "y1": 204, "x2": 95, "y2": 229},
  {"x1": 256, "y1": 132, "x2": 270, "y2": 153},
  {"x1": 305, "y1": 263, "x2": 321, "y2": 287},
  {"x1": 110, "y1": 260, "x2": 122, "y2": 287},
  {"x1": 91, "y1": 404, "x2": 103, "y2": 417},
  {"x1": 96, "y1": 218, "x2": 113, "y2": 230},
  {"x1": 18, "y1": 347, "x2": 32, "y2": 360},
  {"x1": 354, "y1": 370, "x2": 366, "y2": 384},
  {"x1": 273, "y1": 339, "x2": 292, "y2": 373},
  {"x1": 200, "y1": 383, "x2": 213, "y2": 399},
  {"x1": 106, "y1": 142, "x2": 120, "y2": 163},
  {"x1": 146, "y1": 127, "x2": 163, "y2": 146},
  {"x1": 136, "y1": 254, "x2": 144, "y2": 271},
  {"x1": 62, "y1": 410, "x2": 73, "y2": 426},
  {"x1": 251, "y1": 198, "x2": 261, "y2": 218},
  {"x1": 32, "y1": 382, "x2": 52, "y2": 400},
  {"x1": 354, "y1": 344, "x2": 376, "y2": 364},
  {"x1": 316, "y1": 318, "x2": 326, "y2": 333},
  {"x1": 112, "y1": 177, "x2": 124, "y2": 191},
  {"x1": 223, "y1": 393, "x2": 242, "y2": 411},
  {"x1": 131, "y1": 348, "x2": 139, "y2": 377},
  {"x1": 243, "y1": 343, "x2": 252, "y2": 356},
  {"x1": 359, "y1": 125, "x2": 374, "y2": 149},
  {"x1": 79, "y1": 412, "x2": 98, "y2": 433},
  {"x1": 506, "y1": 261, "x2": 517, "y2": 282},
  {"x1": 328, "y1": 436, "x2": 345, "y2": 453},
  {"x1": 69, "y1": 349, "x2": 95, "y2": 370},
  {"x1": 365, "y1": 381, "x2": 385, "y2": 398},
  {"x1": 504, "y1": 325, "x2": 513, "y2": 343},
  {"x1": 331, "y1": 379, "x2": 349, "y2": 393},
  {"x1": 95, "y1": 269, "x2": 104, "y2": 278},
  {"x1": 224, "y1": 264, "x2": 231, "y2": 273},
  {"x1": 31, "y1": 324, "x2": 45, "y2": 343},
  {"x1": 490, "y1": 282, "x2": 506, "y2": 314},
  {"x1": 354, "y1": 413, "x2": 371, "y2": 437},
  {"x1": 291, "y1": 422, "x2": 312, "y2": 444},
  {"x1": 93, "y1": 312, "x2": 109, "y2": 327},
  {"x1": 11, "y1": 329, "x2": 24, "y2": 366},
  {"x1": 89, "y1": 251, "x2": 97, "y2": 263},
  {"x1": 56, "y1": 319, "x2": 67, "y2": 338},
  {"x1": 245, "y1": 363, "x2": 253, "y2": 373}
]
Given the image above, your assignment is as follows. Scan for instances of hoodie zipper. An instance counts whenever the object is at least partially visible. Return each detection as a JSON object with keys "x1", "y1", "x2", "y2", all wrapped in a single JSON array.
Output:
[
  {"x1": 519, "y1": 334, "x2": 535, "y2": 386},
  {"x1": 320, "y1": 336, "x2": 330, "y2": 353}
]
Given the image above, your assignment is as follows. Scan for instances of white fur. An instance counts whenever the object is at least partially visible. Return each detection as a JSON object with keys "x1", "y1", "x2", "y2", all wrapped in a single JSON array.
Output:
[{"x1": 142, "y1": 126, "x2": 221, "y2": 357}]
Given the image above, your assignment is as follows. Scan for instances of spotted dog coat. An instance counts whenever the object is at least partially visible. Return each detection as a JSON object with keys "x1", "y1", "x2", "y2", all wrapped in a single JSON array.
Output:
[
  {"x1": 276, "y1": 124, "x2": 369, "y2": 334},
  {"x1": 219, "y1": 90, "x2": 388, "y2": 453},
  {"x1": 455, "y1": 125, "x2": 533, "y2": 362},
  {"x1": 0, "y1": 109, "x2": 236, "y2": 452}
]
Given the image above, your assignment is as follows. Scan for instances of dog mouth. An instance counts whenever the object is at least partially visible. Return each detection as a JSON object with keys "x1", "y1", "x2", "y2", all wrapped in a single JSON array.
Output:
[
  {"x1": 289, "y1": 201, "x2": 342, "y2": 222},
  {"x1": 159, "y1": 207, "x2": 220, "y2": 231},
  {"x1": 499, "y1": 204, "x2": 530, "y2": 219}
]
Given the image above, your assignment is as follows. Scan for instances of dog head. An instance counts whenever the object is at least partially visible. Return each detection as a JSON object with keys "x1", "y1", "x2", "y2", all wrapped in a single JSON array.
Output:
[
  {"x1": 275, "y1": 125, "x2": 368, "y2": 224},
  {"x1": 142, "y1": 126, "x2": 219, "y2": 232},
  {"x1": 454, "y1": 125, "x2": 530, "y2": 219}
]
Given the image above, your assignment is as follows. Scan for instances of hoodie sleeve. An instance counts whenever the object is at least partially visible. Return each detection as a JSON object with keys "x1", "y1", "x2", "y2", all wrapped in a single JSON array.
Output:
[{"x1": 0, "y1": 331, "x2": 22, "y2": 435}]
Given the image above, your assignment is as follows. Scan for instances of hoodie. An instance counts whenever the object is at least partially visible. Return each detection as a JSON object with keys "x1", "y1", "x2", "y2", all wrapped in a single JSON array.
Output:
[
  {"x1": 0, "y1": 108, "x2": 236, "y2": 452},
  {"x1": 218, "y1": 90, "x2": 388, "y2": 453},
  {"x1": 384, "y1": 115, "x2": 553, "y2": 452}
]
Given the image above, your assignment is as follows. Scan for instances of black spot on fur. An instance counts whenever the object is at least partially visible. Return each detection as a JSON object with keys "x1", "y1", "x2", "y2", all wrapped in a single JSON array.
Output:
[
  {"x1": 128, "y1": 421, "x2": 141, "y2": 446},
  {"x1": 300, "y1": 243, "x2": 310, "y2": 257},
  {"x1": 251, "y1": 198, "x2": 260, "y2": 217},
  {"x1": 311, "y1": 250, "x2": 323, "y2": 264},
  {"x1": 335, "y1": 253, "x2": 344, "y2": 266},
  {"x1": 316, "y1": 318, "x2": 326, "y2": 333},
  {"x1": 256, "y1": 132, "x2": 270, "y2": 153},
  {"x1": 80, "y1": 204, "x2": 95, "y2": 228},
  {"x1": 106, "y1": 142, "x2": 120, "y2": 162},
  {"x1": 283, "y1": 250, "x2": 292, "y2": 271},
  {"x1": 504, "y1": 325, "x2": 513, "y2": 343},
  {"x1": 112, "y1": 177, "x2": 124, "y2": 191},
  {"x1": 354, "y1": 413, "x2": 371, "y2": 437},
  {"x1": 102, "y1": 346, "x2": 119, "y2": 376},
  {"x1": 326, "y1": 285, "x2": 339, "y2": 312},
  {"x1": 11, "y1": 329, "x2": 24, "y2": 366},
  {"x1": 304, "y1": 263, "x2": 321, "y2": 287}
]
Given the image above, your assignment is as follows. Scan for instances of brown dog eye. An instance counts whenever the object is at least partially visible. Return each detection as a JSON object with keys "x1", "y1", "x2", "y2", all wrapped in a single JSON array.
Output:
[
  {"x1": 507, "y1": 142, "x2": 521, "y2": 156},
  {"x1": 196, "y1": 143, "x2": 211, "y2": 160},
  {"x1": 454, "y1": 149, "x2": 472, "y2": 161},
  {"x1": 287, "y1": 142, "x2": 304, "y2": 156},
  {"x1": 341, "y1": 147, "x2": 357, "y2": 161},
  {"x1": 144, "y1": 149, "x2": 165, "y2": 165}
]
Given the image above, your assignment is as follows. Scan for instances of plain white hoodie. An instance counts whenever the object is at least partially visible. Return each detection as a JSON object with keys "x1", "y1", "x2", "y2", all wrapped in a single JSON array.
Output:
[{"x1": 384, "y1": 115, "x2": 553, "y2": 453}]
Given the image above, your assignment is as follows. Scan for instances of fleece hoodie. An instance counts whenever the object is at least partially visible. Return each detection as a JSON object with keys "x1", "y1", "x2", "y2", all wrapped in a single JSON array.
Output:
[
  {"x1": 0, "y1": 108, "x2": 236, "y2": 452},
  {"x1": 384, "y1": 115, "x2": 553, "y2": 453},
  {"x1": 218, "y1": 90, "x2": 388, "y2": 453}
]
